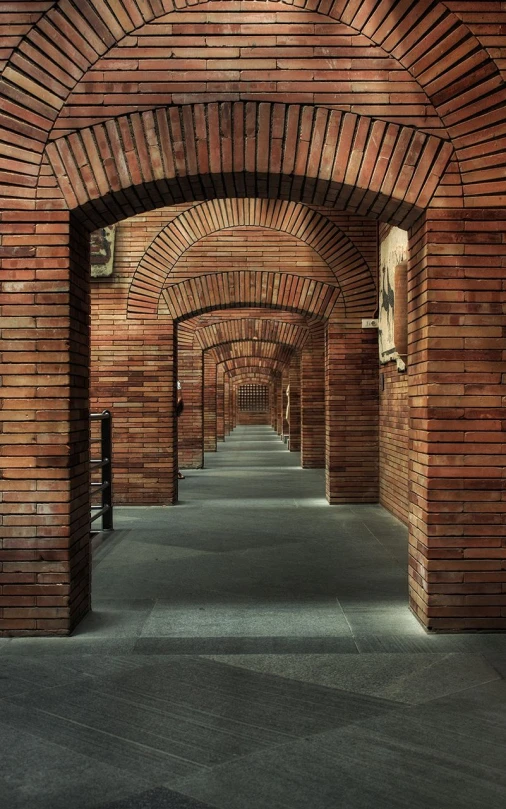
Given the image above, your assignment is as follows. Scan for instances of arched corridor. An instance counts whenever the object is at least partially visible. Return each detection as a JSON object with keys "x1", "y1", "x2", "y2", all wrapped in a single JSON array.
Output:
[{"x1": 2, "y1": 1, "x2": 506, "y2": 805}]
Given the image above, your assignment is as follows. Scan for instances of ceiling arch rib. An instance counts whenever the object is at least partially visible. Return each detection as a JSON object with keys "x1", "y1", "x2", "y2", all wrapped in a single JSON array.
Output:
[
  {"x1": 227, "y1": 370, "x2": 280, "y2": 383},
  {"x1": 3, "y1": 1, "x2": 504, "y2": 202},
  {"x1": 129, "y1": 197, "x2": 374, "y2": 317},
  {"x1": 162, "y1": 271, "x2": 342, "y2": 322},
  {"x1": 192, "y1": 319, "x2": 310, "y2": 352},
  {"x1": 45, "y1": 102, "x2": 453, "y2": 234},
  {"x1": 208, "y1": 342, "x2": 296, "y2": 367},
  {"x1": 219, "y1": 358, "x2": 287, "y2": 377}
]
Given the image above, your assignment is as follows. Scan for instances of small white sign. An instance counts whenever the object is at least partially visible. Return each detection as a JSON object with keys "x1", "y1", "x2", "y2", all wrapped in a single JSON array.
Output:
[{"x1": 362, "y1": 318, "x2": 378, "y2": 329}]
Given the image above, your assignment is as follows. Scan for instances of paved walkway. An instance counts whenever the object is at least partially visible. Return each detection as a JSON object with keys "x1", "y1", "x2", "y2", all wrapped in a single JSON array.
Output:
[{"x1": 2, "y1": 425, "x2": 506, "y2": 809}]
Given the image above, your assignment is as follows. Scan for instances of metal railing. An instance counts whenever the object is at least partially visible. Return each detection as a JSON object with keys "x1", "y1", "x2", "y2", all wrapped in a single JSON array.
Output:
[{"x1": 90, "y1": 410, "x2": 113, "y2": 531}]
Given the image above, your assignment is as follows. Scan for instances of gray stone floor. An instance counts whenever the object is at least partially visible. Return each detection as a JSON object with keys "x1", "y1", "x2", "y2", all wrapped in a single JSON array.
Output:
[{"x1": 2, "y1": 425, "x2": 506, "y2": 809}]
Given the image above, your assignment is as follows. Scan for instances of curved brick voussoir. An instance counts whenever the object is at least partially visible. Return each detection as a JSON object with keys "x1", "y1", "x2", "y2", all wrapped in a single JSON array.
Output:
[
  {"x1": 128, "y1": 196, "x2": 375, "y2": 318},
  {"x1": 44, "y1": 102, "x2": 452, "y2": 233},
  {"x1": 221, "y1": 357, "x2": 287, "y2": 377},
  {"x1": 226, "y1": 369, "x2": 280, "y2": 382},
  {"x1": 3, "y1": 1, "x2": 504, "y2": 205},
  {"x1": 209, "y1": 341, "x2": 295, "y2": 367},
  {"x1": 161, "y1": 270, "x2": 341, "y2": 322},
  {"x1": 192, "y1": 318, "x2": 310, "y2": 352}
]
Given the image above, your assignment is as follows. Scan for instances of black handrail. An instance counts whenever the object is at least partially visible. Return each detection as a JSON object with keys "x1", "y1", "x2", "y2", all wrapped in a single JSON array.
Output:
[{"x1": 90, "y1": 410, "x2": 113, "y2": 531}]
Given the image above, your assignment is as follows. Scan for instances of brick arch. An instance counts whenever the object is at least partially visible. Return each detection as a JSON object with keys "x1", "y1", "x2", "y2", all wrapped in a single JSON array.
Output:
[
  {"x1": 193, "y1": 318, "x2": 310, "y2": 352},
  {"x1": 129, "y1": 198, "x2": 374, "y2": 317},
  {"x1": 2, "y1": 1, "x2": 504, "y2": 202},
  {"x1": 162, "y1": 270, "x2": 341, "y2": 321},
  {"x1": 209, "y1": 341, "x2": 295, "y2": 367},
  {"x1": 220, "y1": 358, "x2": 286, "y2": 377},
  {"x1": 45, "y1": 101, "x2": 452, "y2": 232},
  {"x1": 227, "y1": 370, "x2": 279, "y2": 383}
]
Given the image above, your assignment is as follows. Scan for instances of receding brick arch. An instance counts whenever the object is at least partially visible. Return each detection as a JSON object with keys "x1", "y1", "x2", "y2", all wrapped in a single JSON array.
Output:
[
  {"x1": 128, "y1": 198, "x2": 374, "y2": 317},
  {"x1": 227, "y1": 370, "x2": 279, "y2": 384},
  {"x1": 3, "y1": 0, "x2": 504, "y2": 202},
  {"x1": 193, "y1": 318, "x2": 310, "y2": 352},
  {"x1": 161, "y1": 270, "x2": 342, "y2": 321},
  {"x1": 209, "y1": 341, "x2": 295, "y2": 367},
  {"x1": 45, "y1": 102, "x2": 453, "y2": 232},
  {"x1": 220, "y1": 357, "x2": 286, "y2": 377}
]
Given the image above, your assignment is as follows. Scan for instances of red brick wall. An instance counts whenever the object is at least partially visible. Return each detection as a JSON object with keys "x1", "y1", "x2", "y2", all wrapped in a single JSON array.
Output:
[
  {"x1": 177, "y1": 347, "x2": 204, "y2": 469},
  {"x1": 326, "y1": 313, "x2": 379, "y2": 504},
  {"x1": 203, "y1": 354, "x2": 217, "y2": 451},
  {"x1": 0, "y1": 212, "x2": 91, "y2": 636},
  {"x1": 236, "y1": 412, "x2": 270, "y2": 425},
  {"x1": 288, "y1": 354, "x2": 301, "y2": 451},
  {"x1": 408, "y1": 210, "x2": 506, "y2": 631},
  {"x1": 301, "y1": 331, "x2": 325, "y2": 468},
  {"x1": 379, "y1": 365, "x2": 409, "y2": 525}
]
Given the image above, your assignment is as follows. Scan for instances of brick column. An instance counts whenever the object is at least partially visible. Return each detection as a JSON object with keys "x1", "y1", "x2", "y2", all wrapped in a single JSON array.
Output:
[
  {"x1": 276, "y1": 376, "x2": 283, "y2": 435},
  {"x1": 177, "y1": 347, "x2": 204, "y2": 469},
  {"x1": 224, "y1": 377, "x2": 231, "y2": 436},
  {"x1": 408, "y1": 209, "x2": 506, "y2": 631},
  {"x1": 91, "y1": 318, "x2": 176, "y2": 505},
  {"x1": 325, "y1": 314, "x2": 379, "y2": 504},
  {"x1": 301, "y1": 334, "x2": 325, "y2": 468},
  {"x1": 231, "y1": 385, "x2": 237, "y2": 430},
  {"x1": 288, "y1": 353, "x2": 301, "y2": 451},
  {"x1": 0, "y1": 212, "x2": 90, "y2": 635},
  {"x1": 203, "y1": 354, "x2": 217, "y2": 452},
  {"x1": 216, "y1": 365, "x2": 225, "y2": 441},
  {"x1": 270, "y1": 379, "x2": 277, "y2": 429}
]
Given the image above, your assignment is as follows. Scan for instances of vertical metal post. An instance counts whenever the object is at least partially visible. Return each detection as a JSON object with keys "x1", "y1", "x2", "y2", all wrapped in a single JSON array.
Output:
[{"x1": 101, "y1": 409, "x2": 113, "y2": 530}]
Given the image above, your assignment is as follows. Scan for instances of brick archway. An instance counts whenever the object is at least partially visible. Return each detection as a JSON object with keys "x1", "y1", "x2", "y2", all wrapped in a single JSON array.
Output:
[
  {"x1": 219, "y1": 357, "x2": 286, "y2": 376},
  {"x1": 192, "y1": 319, "x2": 310, "y2": 352},
  {"x1": 46, "y1": 102, "x2": 452, "y2": 231},
  {"x1": 128, "y1": 199, "x2": 375, "y2": 316},
  {"x1": 3, "y1": 1, "x2": 505, "y2": 201},
  {"x1": 209, "y1": 342, "x2": 295, "y2": 366},
  {"x1": 163, "y1": 270, "x2": 342, "y2": 321}
]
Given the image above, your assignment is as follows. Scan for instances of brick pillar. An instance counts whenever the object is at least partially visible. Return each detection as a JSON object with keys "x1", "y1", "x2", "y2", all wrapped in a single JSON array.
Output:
[
  {"x1": 301, "y1": 333, "x2": 325, "y2": 468},
  {"x1": 224, "y1": 377, "x2": 231, "y2": 436},
  {"x1": 270, "y1": 379, "x2": 277, "y2": 429},
  {"x1": 231, "y1": 385, "x2": 237, "y2": 430},
  {"x1": 216, "y1": 365, "x2": 225, "y2": 441},
  {"x1": 91, "y1": 317, "x2": 176, "y2": 505},
  {"x1": 288, "y1": 353, "x2": 301, "y2": 451},
  {"x1": 0, "y1": 212, "x2": 90, "y2": 636},
  {"x1": 276, "y1": 376, "x2": 283, "y2": 435},
  {"x1": 408, "y1": 210, "x2": 506, "y2": 631},
  {"x1": 325, "y1": 314, "x2": 379, "y2": 504},
  {"x1": 177, "y1": 347, "x2": 203, "y2": 469},
  {"x1": 203, "y1": 354, "x2": 217, "y2": 452}
]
